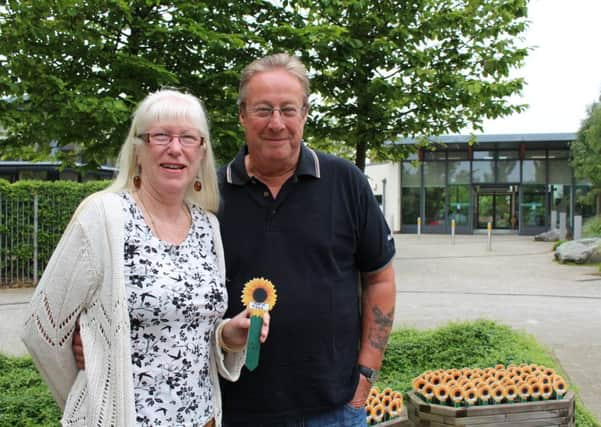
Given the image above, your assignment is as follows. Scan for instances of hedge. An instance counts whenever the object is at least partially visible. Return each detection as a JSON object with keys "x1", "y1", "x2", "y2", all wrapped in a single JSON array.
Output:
[{"x1": 0, "y1": 179, "x2": 110, "y2": 286}]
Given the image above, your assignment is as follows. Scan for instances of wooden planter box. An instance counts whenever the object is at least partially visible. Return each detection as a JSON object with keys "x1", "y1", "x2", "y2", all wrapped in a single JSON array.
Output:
[
  {"x1": 406, "y1": 391, "x2": 575, "y2": 427},
  {"x1": 375, "y1": 407, "x2": 411, "y2": 427}
]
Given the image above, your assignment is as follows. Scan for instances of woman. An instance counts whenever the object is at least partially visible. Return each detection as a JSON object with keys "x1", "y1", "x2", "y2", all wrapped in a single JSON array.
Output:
[{"x1": 21, "y1": 89, "x2": 265, "y2": 426}]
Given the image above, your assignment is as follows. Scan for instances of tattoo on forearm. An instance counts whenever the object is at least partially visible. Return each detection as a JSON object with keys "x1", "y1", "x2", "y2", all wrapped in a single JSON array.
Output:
[{"x1": 368, "y1": 306, "x2": 394, "y2": 351}]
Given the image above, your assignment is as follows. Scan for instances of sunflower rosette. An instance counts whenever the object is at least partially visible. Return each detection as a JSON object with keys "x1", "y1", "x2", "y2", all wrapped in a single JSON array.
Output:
[
  {"x1": 240, "y1": 277, "x2": 277, "y2": 371},
  {"x1": 241, "y1": 277, "x2": 278, "y2": 316}
]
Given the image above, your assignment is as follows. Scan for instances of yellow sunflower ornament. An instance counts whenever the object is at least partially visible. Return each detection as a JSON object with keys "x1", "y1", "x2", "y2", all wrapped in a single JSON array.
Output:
[{"x1": 241, "y1": 278, "x2": 277, "y2": 371}]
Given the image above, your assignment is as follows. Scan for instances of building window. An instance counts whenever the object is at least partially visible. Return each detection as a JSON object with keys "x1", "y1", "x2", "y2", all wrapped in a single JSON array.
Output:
[
  {"x1": 496, "y1": 160, "x2": 520, "y2": 183},
  {"x1": 59, "y1": 170, "x2": 80, "y2": 181},
  {"x1": 402, "y1": 187, "x2": 420, "y2": 226},
  {"x1": 424, "y1": 162, "x2": 445, "y2": 226},
  {"x1": 548, "y1": 149, "x2": 569, "y2": 159},
  {"x1": 423, "y1": 151, "x2": 446, "y2": 161},
  {"x1": 524, "y1": 150, "x2": 546, "y2": 160},
  {"x1": 521, "y1": 185, "x2": 546, "y2": 227},
  {"x1": 472, "y1": 161, "x2": 494, "y2": 183},
  {"x1": 425, "y1": 187, "x2": 446, "y2": 226},
  {"x1": 447, "y1": 151, "x2": 469, "y2": 161},
  {"x1": 497, "y1": 150, "x2": 519, "y2": 160},
  {"x1": 19, "y1": 170, "x2": 48, "y2": 180},
  {"x1": 550, "y1": 184, "x2": 571, "y2": 228},
  {"x1": 448, "y1": 161, "x2": 470, "y2": 184},
  {"x1": 522, "y1": 160, "x2": 546, "y2": 184},
  {"x1": 401, "y1": 162, "x2": 420, "y2": 226},
  {"x1": 473, "y1": 150, "x2": 495, "y2": 160},
  {"x1": 548, "y1": 159, "x2": 571, "y2": 184},
  {"x1": 448, "y1": 185, "x2": 470, "y2": 226}
]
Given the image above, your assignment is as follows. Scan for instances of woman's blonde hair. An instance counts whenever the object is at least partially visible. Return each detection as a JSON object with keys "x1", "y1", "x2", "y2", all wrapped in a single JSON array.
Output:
[{"x1": 107, "y1": 89, "x2": 219, "y2": 213}]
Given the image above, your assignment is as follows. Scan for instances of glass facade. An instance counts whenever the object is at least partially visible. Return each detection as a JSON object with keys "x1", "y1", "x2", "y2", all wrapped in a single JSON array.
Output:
[
  {"x1": 448, "y1": 161, "x2": 470, "y2": 184},
  {"x1": 522, "y1": 160, "x2": 546, "y2": 184},
  {"x1": 423, "y1": 162, "x2": 446, "y2": 228},
  {"x1": 401, "y1": 163, "x2": 420, "y2": 227},
  {"x1": 448, "y1": 185, "x2": 470, "y2": 226},
  {"x1": 496, "y1": 160, "x2": 520, "y2": 183},
  {"x1": 398, "y1": 141, "x2": 592, "y2": 235},
  {"x1": 548, "y1": 159, "x2": 573, "y2": 228},
  {"x1": 472, "y1": 161, "x2": 494, "y2": 183},
  {"x1": 521, "y1": 185, "x2": 546, "y2": 227}
]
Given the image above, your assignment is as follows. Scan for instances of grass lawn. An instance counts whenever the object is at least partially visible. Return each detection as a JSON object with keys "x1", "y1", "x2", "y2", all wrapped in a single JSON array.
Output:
[{"x1": 1, "y1": 320, "x2": 599, "y2": 426}]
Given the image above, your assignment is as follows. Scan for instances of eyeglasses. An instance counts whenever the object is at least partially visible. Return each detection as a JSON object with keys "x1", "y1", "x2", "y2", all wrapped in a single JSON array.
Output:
[
  {"x1": 137, "y1": 132, "x2": 205, "y2": 147},
  {"x1": 246, "y1": 105, "x2": 306, "y2": 119}
]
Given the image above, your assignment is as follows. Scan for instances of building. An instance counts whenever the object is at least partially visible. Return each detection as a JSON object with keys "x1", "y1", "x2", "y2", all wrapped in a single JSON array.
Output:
[
  {"x1": 365, "y1": 133, "x2": 593, "y2": 235},
  {"x1": 0, "y1": 161, "x2": 115, "y2": 182}
]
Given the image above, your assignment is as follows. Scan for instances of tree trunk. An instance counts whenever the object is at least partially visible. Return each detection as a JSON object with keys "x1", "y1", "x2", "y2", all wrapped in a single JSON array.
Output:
[{"x1": 355, "y1": 140, "x2": 367, "y2": 172}]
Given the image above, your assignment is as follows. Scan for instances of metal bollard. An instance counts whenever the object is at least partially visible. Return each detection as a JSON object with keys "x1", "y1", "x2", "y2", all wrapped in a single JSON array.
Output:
[
  {"x1": 417, "y1": 217, "x2": 421, "y2": 237},
  {"x1": 451, "y1": 219, "x2": 456, "y2": 245},
  {"x1": 487, "y1": 221, "x2": 492, "y2": 251}
]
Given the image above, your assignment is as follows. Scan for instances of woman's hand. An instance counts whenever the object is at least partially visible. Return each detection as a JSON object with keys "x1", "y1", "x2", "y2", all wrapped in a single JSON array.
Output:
[{"x1": 221, "y1": 309, "x2": 270, "y2": 352}]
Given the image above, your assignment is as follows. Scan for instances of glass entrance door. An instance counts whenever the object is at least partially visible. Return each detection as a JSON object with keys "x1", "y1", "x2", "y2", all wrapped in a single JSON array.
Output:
[{"x1": 475, "y1": 185, "x2": 518, "y2": 230}]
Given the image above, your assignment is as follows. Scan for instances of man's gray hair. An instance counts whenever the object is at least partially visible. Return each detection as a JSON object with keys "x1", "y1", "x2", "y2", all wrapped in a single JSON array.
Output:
[{"x1": 238, "y1": 53, "x2": 310, "y2": 107}]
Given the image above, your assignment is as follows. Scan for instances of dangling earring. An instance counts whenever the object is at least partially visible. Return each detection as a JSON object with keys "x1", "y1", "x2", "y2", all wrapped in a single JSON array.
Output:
[
  {"x1": 133, "y1": 165, "x2": 142, "y2": 189},
  {"x1": 194, "y1": 178, "x2": 202, "y2": 192}
]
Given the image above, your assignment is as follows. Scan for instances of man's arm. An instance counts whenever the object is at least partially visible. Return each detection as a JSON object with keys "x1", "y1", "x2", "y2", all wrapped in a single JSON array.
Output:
[{"x1": 349, "y1": 262, "x2": 396, "y2": 407}]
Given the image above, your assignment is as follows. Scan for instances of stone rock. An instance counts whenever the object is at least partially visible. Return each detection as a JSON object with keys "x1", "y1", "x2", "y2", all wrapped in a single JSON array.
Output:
[
  {"x1": 534, "y1": 229, "x2": 560, "y2": 242},
  {"x1": 554, "y1": 238, "x2": 601, "y2": 264}
]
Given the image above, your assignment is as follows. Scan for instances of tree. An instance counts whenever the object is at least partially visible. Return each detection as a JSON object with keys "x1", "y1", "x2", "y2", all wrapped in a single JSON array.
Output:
[
  {"x1": 571, "y1": 101, "x2": 601, "y2": 214},
  {"x1": 281, "y1": 0, "x2": 529, "y2": 171},
  {"x1": 1, "y1": 1, "x2": 529, "y2": 172},
  {"x1": 0, "y1": 1, "x2": 284, "y2": 166}
]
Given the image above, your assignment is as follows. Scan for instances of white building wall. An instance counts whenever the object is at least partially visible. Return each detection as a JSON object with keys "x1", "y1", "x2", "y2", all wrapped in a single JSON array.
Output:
[{"x1": 365, "y1": 161, "x2": 401, "y2": 232}]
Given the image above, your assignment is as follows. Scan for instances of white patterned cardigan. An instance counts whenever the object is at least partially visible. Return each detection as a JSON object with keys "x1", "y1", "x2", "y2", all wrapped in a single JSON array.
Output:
[{"x1": 21, "y1": 191, "x2": 244, "y2": 427}]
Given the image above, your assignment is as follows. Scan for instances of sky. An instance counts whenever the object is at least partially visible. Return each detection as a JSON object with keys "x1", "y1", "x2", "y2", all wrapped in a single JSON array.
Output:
[{"x1": 472, "y1": 0, "x2": 601, "y2": 135}]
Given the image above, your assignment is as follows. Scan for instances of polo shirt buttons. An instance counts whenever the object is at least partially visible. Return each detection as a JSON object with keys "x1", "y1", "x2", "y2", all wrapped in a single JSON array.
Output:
[{"x1": 263, "y1": 191, "x2": 269, "y2": 197}]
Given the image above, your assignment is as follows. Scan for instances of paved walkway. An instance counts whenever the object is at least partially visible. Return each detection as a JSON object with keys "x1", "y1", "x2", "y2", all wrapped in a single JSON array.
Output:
[
  {"x1": 391, "y1": 233, "x2": 601, "y2": 421},
  {"x1": 2, "y1": 234, "x2": 600, "y2": 420}
]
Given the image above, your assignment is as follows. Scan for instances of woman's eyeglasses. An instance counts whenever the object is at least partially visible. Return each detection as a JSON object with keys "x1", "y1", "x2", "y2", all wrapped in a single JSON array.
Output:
[{"x1": 137, "y1": 132, "x2": 205, "y2": 147}]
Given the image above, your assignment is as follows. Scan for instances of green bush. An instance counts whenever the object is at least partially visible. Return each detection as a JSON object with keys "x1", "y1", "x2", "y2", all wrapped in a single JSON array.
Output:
[
  {"x1": 0, "y1": 354, "x2": 61, "y2": 426},
  {"x1": 0, "y1": 179, "x2": 110, "y2": 286},
  {"x1": 379, "y1": 320, "x2": 600, "y2": 427},
  {"x1": 582, "y1": 215, "x2": 601, "y2": 238},
  {"x1": 2, "y1": 320, "x2": 599, "y2": 426}
]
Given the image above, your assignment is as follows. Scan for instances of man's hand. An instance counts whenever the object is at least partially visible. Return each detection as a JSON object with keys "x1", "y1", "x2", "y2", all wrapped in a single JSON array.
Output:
[
  {"x1": 348, "y1": 373, "x2": 371, "y2": 408},
  {"x1": 72, "y1": 322, "x2": 85, "y2": 370}
]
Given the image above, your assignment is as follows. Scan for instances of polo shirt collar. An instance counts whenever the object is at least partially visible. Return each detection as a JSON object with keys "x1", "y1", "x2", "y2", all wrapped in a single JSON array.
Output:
[{"x1": 225, "y1": 142, "x2": 320, "y2": 186}]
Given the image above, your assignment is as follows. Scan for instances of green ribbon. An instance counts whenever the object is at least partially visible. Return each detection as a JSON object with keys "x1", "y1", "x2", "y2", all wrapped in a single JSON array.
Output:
[{"x1": 245, "y1": 315, "x2": 263, "y2": 371}]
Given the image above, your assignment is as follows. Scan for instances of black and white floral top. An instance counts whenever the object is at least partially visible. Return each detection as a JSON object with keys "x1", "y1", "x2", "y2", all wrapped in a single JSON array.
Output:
[{"x1": 120, "y1": 192, "x2": 227, "y2": 426}]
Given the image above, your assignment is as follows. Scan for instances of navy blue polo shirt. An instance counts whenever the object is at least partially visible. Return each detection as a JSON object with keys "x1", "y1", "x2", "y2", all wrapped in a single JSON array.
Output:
[{"x1": 218, "y1": 144, "x2": 395, "y2": 423}]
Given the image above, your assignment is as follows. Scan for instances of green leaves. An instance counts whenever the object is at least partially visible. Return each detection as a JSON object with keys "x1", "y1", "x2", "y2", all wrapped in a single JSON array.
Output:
[
  {"x1": 0, "y1": 354, "x2": 61, "y2": 426},
  {"x1": 288, "y1": 0, "x2": 529, "y2": 170},
  {"x1": 0, "y1": 321, "x2": 599, "y2": 426},
  {"x1": 377, "y1": 320, "x2": 600, "y2": 426},
  {"x1": 0, "y1": 179, "x2": 110, "y2": 286},
  {"x1": 0, "y1": 0, "x2": 529, "y2": 170},
  {"x1": 0, "y1": 1, "x2": 286, "y2": 165}
]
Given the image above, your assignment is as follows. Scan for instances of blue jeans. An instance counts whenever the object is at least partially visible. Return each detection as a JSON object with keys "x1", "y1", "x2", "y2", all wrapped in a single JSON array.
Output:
[
  {"x1": 304, "y1": 404, "x2": 366, "y2": 427},
  {"x1": 223, "y1": 404, "x2": 367, "y2": 427}
]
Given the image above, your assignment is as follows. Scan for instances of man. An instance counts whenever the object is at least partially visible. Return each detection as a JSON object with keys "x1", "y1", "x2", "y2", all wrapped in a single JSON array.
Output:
[{"x1": 217, "y1": 53, "x2": 396, "y2": 426}]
